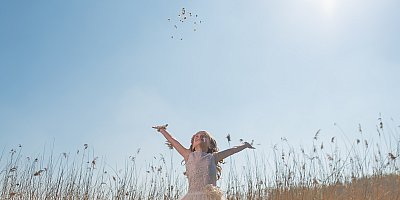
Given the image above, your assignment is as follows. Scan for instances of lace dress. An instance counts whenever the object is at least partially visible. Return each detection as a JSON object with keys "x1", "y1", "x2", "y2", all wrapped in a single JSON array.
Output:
[{"x1": 181, "y1": 151, "x2": 224, "y2": 200}]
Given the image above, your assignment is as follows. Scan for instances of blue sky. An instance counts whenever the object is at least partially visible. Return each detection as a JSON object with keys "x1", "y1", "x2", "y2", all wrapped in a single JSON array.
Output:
[{"x1": 1, "y1": 0, "x2": 399, "y2": 169}]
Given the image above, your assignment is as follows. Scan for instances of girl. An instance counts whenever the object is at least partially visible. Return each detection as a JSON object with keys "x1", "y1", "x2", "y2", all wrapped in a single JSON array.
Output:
[{"x1": 152, "y1": 124, "x2": 254, "y2": 200}]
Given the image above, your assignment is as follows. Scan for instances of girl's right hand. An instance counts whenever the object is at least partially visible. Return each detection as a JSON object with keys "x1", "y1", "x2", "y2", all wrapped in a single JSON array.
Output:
[{"x1": 152, "y1": 124, "x2": 168, "y2": 132}]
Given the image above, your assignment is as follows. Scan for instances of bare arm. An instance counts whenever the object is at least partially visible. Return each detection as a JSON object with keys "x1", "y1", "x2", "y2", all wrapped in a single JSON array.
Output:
[
  {"x1": 214, "y1": 142, "x2": 254, "y2": 163},
  {"x1": 153, "y1": 125, "x2": 191, "y2": 161}
]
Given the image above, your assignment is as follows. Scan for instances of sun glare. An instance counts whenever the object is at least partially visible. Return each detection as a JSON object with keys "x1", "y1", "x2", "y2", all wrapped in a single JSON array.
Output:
[{"x1": 321, "y1": 0, "x2": 336, "y2": 17}]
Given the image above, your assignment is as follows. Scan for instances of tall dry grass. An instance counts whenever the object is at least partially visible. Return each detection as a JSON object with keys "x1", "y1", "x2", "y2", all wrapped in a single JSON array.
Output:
[
  {"x1": 223, "y1": 118, "x2": 400, "y2": 200},
  {"x1": 1, "y1": 118, "x2": 399, "y2": 199},
  {"x1": 0, "y1": 146, "x2": 184, "y2": 199}
]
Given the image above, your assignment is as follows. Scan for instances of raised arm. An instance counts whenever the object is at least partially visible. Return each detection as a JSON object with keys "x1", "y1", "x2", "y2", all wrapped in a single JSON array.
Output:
[
  {"x1": 153, "y1": 125, "x2": 191, "y2": 161},
  {"x1": 214, "y1": 142, "x2": 254, "y2": 163}
]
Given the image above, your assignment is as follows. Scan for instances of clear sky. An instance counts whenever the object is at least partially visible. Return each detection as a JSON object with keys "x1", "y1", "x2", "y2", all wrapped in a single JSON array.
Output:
[{"x1": 1, "y1": 0, "x2": 399, "y2": 169}]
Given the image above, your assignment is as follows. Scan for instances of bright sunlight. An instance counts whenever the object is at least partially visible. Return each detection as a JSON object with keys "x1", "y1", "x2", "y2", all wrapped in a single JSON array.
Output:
[{"x1": 321, "y1": 0, "x2": 336, "y2": 18}]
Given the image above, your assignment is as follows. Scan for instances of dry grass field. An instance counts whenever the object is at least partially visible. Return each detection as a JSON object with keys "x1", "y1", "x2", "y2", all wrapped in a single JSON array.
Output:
[
  {"x1": 1, "y1": 120, "x2": 399, "y2": 199},
  {"x1": 264, "y1": 174, "x2": 400, "y2": 200}
]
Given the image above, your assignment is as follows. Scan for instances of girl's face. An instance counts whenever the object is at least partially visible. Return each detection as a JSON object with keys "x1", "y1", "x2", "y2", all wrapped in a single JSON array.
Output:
[{"x1": 192, "y1": 131, "x2": 211, "y2": 151}]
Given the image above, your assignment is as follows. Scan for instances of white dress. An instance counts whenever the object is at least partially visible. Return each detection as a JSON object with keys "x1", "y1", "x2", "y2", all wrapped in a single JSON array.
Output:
[{"x1": 181, "y1": 151, "x2": 224, "y2": 200}]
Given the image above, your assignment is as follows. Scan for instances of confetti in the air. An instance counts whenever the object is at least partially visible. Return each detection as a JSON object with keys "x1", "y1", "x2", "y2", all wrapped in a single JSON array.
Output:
[{"x1": 168, "y1": 7, "x2": 203, "y2": 41}]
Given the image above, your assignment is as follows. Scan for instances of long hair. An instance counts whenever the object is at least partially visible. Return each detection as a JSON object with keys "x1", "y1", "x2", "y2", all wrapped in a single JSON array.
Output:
[{"x1": 189, "y1": 131, "x2": 224, "y2": 180}]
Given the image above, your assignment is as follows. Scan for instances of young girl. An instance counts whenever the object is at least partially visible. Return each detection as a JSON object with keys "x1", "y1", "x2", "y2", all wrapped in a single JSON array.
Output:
[{"x1": 152, "y1": 124, "x2": 254, "y2": 200}]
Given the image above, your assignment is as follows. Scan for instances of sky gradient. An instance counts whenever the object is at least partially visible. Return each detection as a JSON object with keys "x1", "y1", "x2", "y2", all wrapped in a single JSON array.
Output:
[{"x1": 1, "y1": 0, "x2": 399, "y2": 169}]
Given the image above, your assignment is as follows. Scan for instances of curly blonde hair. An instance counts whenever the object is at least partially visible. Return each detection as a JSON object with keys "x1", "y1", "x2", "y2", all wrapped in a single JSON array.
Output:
[{"x1": 189, "y1": 131, "x2": 224, "y2": 180}]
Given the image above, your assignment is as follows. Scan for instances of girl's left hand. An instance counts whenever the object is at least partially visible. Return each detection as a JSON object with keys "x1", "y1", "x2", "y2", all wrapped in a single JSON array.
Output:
[{"x1": 243, "y1": 142, "x2": 255, "y2": 149}]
